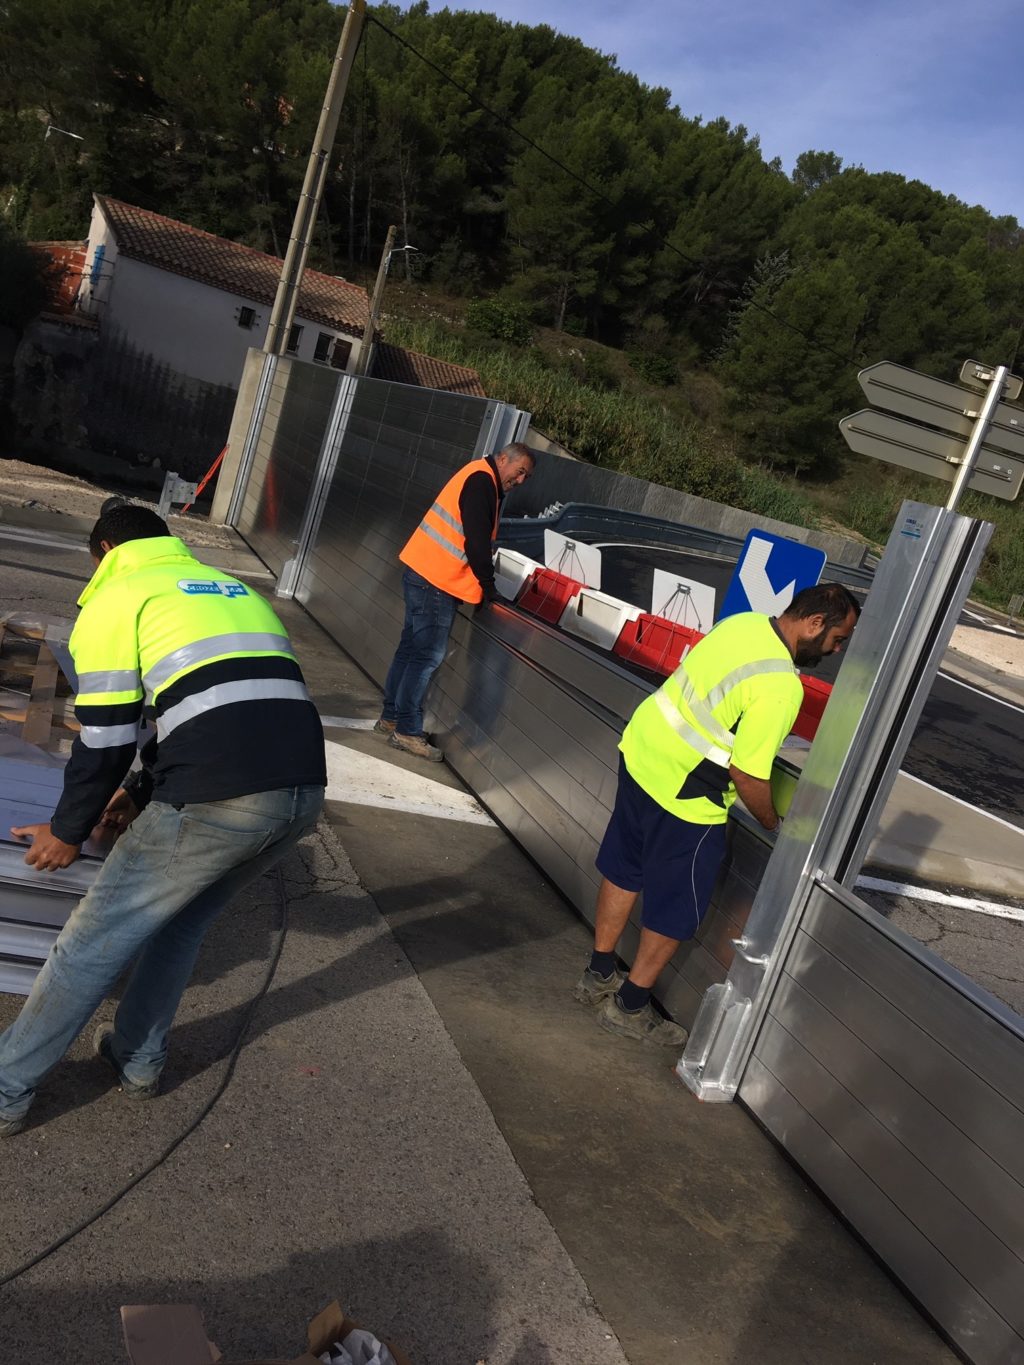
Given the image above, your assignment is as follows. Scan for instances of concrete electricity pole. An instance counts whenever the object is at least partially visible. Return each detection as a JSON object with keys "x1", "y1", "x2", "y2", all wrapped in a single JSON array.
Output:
[{"x1": 264, "y1": 0, "x2": 367, "y2": 357}]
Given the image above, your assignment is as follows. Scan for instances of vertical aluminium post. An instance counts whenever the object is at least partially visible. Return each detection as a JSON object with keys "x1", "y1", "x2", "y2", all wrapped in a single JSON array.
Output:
[
  {"x1": 276, "y1": 373, "x2": 357, "y2": 599},
  {"x1": 677, "y1": 500, "x2": 992, "y2": 1102}
]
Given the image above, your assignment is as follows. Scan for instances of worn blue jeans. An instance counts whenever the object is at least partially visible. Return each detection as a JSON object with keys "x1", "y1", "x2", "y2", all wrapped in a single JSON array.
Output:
[
  {"x1": 0, "y1": 785, "x2": 324, "y2": 1122},
  {"x1": 381, "y1": 567, "x2": 461, "y2": 736}
]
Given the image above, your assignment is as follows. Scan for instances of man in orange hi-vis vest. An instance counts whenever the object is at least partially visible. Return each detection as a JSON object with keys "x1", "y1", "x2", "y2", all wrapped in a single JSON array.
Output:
[{"x1": 375, "y1": 442, "x2": 535, "y2": 761}]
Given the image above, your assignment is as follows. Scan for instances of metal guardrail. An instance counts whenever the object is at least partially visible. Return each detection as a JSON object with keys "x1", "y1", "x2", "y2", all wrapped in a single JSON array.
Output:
[{"x1": 499, "y1": 503, "x2": 876, "y2": 592}]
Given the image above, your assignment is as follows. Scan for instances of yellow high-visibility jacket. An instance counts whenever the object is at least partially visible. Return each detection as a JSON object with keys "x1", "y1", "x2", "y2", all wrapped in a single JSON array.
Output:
[
  {"x1": 51, "y1": 535, "x2": 325, "y2": 844},
  {"x1": 620, "y1": 612, "x2": 802, "y2": 825}
]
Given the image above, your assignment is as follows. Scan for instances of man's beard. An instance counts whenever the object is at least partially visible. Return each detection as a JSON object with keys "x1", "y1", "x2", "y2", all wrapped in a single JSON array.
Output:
[{"x1": 793, "y1": 629, "x2": 828, "y2": 668}]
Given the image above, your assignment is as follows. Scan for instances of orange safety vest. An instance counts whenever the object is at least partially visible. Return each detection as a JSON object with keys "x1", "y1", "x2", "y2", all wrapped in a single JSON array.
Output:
[{"x1": 399, "y1": 458, "x2": 500, "y2": 603}]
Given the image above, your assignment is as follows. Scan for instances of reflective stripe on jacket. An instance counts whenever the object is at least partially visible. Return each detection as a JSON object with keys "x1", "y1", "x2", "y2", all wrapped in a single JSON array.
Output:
[
  {"x1": 51, "y1": 536, "x2": 325, "y2": 844},
  {"x1": 399, "y1": 458, "x2": 500, "y2": 603},
  {"x1": 620, "y1": 612, "x2": 803, "y2": 825}
]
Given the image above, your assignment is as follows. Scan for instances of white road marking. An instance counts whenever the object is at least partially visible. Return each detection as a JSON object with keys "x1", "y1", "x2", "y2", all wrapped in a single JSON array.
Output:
[
  {"x1": 856, "y1": 875, "x2": 1024, "y2": 924},
  {"x1": 320, "y1": 715, "x2": 377, "y2": 730},
  {"x1": 940, "y1": 672, "x2": 1024, "y2": 714},
  {"x1": 961, "y1": 609, "x2": 1018, "y2": 634},
  {"x1": 0, "y1": 526, "x2": 89, "y2": 554},
  {"x1": 323, "y1": 738, "x2": 494, "y2": 826}
]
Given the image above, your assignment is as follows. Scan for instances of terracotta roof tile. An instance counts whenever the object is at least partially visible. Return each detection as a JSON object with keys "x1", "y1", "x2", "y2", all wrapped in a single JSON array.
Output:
[
  {"x1": 372, "y1": 342, "x2": 486, "y2": 397},
  {"x1": 96, "y1": 196, "x2": 369, "y2": 337}
]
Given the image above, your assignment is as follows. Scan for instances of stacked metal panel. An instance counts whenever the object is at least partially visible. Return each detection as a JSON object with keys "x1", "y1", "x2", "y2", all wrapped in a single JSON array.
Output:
[{"x1": 0, "y1": 740, "x2": 102, "y2": 995}]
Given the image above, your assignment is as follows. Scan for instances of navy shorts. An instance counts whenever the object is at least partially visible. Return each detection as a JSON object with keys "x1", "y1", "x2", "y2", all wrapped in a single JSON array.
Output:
[{"x1": 596, "y1": 756, "x2": 728, "y2": 941}]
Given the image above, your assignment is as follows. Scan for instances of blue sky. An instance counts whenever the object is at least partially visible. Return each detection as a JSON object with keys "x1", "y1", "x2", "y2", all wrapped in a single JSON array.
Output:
[{"x1": 418, "y1": 0, "x2": 1022, "y2": 221}]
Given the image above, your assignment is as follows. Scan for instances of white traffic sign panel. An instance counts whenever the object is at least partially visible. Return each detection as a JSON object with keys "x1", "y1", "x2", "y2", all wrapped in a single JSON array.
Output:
[
  {"x1": 650, "y1": 568, "x2": 715, "y2": 632},
  {"x1": 840, "y1": 408, "x2": 1024, "y2": 501},
  {"x1": 857, "y1": 362, "x2": 1024, "y2": 458},
  {"x1": 543, "y1": 530, "x2": 602, "y2": 587},
  {"x1": 719, "y1": 531, "x2": 826, "y2": 621}
]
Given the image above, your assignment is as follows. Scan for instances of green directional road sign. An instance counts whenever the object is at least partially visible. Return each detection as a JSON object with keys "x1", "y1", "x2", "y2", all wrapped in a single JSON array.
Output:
[
  {"x1": 857, "y1": 361, "x2": 1024, "y2": 458},
  {"x1": 839, "y1": 408, "x2": 1024, "y2": 501}
]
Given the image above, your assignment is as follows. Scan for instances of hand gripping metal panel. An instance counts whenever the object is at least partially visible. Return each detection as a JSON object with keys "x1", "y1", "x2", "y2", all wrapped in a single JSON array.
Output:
[{"x1": 0, "y1": 754, "x2": 104, "y2": 995}]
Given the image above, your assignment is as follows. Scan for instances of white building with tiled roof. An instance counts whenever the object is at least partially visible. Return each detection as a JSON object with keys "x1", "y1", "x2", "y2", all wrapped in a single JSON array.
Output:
[{"x1": 77, "y1": 195, "x2": 370, "y2": 386}]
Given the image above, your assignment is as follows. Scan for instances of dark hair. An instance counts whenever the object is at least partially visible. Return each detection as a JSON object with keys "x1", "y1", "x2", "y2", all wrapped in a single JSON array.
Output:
[
  {"x1": 782, "y1": 582, "x2": 861, "y2": 630},
  {"x1": 89, "y1": 504, "x2": 170, "y2": 558}
]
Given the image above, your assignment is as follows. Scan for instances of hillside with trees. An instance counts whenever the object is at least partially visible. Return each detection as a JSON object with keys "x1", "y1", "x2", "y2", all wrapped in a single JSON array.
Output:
[{"x1": 2, "y1": 0, "x2": 1023, "y2": 601}]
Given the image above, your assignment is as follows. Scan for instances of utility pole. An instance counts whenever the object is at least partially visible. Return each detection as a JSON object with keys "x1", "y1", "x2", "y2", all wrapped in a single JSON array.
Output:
[
  {"x1": 264, "y1": 0, "x2": 367, "y2": 357},
  {"x1": 354, "y1": 224, "x2": 396, "y2": 376}
]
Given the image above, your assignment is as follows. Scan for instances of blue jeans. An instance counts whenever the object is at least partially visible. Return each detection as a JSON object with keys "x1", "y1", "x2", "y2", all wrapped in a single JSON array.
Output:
[
  {"x1": 381, "y1": 567, "x2": 460, "y2": 736},
  {"x1": 0, "y1": 785, "x2": 324, "y2": 1122}
]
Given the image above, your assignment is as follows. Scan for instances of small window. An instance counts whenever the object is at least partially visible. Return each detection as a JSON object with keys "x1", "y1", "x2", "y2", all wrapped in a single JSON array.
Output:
[
  {"x1": 330, "y1": 338, "x2": 352, "y2": 371},
  {"x1": 313, "y1": 331, "x2": 332, "y2": 363},
  {"x1": 286, "y1": 323, "x2": 303, "y2": 353},
  {"x1": 237, "y1": 306, "x2": 256, "y2": 329}
]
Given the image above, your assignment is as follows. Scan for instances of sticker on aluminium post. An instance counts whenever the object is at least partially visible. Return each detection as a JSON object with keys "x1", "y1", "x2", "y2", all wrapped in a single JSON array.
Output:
[
  {"x1": 899, "y1": 515, "x2": 924, "y2": 539},
  {"x1": 177, "y1": 578, "x2": 249, "y2": 597}
]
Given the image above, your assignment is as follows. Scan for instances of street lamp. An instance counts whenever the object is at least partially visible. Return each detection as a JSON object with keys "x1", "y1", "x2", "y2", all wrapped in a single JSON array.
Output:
[
  {"x1": 387, "y1": 243, "x2": 419, "y2": 271},
  {"x1": 355, "y1": 228, "x2": 419, "y2": 375}
]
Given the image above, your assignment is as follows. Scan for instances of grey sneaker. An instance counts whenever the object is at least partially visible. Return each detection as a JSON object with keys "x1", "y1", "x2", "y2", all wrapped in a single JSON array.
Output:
[
  {"x1": 573, "y1": 966, "x2": 626, "y2": 1006},
  {"x1": 372, "y1": 717, "x2": 396, "y2": 736},
  {"x1": 389, "y1": 731, "x2": 443, "y2": 762},
  {"x1": 596, "y1": 995, "x2": 689, "y2": 1047},
  {"x1": 93, "y1": 1024, "x2": 159, "y2": 1100},
  {"x1": 0, "y1": 1113, "x2": 27, "y2": 1139}
]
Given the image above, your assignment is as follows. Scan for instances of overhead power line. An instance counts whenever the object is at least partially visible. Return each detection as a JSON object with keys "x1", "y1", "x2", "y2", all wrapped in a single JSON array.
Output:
[{"x1": 366, "y1": 11, "x2": 861, "y2": 370}]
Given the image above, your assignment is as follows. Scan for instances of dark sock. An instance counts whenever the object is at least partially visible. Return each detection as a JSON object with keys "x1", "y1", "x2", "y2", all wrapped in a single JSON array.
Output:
[
  {"x1": 616, "y1": 979, "x2": 651, "y2": 1013},
  {"x1": 588, "y1": 950, "x2": 618, "y2": 980}
]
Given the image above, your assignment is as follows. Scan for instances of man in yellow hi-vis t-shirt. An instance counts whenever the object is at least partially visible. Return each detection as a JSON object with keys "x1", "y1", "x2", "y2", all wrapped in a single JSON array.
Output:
[{"x1": 574, "y1": 583, "x2": 860, "y2": 1047}]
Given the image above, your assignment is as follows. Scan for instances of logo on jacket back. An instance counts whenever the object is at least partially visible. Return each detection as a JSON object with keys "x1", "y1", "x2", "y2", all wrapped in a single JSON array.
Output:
[{"x1": 177, "y1": 579, "x2": 249, "y2": 598}]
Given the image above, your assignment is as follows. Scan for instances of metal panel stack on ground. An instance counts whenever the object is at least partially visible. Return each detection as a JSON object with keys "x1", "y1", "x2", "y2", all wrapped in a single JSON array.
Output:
[
  {"x1": 0, "y1": 615, "x2": 104, "y2": 994},
  {"x1": 0, "y1": 744, "x2": 104, "y2": 994}
]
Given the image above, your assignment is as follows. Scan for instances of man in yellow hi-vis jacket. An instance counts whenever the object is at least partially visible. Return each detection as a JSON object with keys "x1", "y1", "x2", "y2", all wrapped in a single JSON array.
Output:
[
  {"x1": 0, "y1": 505, "x2": 326, "y2": 1137},
  {"x1": 574, "y1": 583, "x2": 860, "y2": 1047}
]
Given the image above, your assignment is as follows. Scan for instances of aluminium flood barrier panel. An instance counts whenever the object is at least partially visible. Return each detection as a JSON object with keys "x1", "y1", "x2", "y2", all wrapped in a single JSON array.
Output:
[{"x1": 226, "y1": 356, "x2": 1024, "y2": 1364}]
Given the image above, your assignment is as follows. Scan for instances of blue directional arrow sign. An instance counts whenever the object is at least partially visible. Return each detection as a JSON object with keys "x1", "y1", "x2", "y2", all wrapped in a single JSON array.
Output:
[{"x1": 719, "y1": 531, "x2": 826, "y2": 621}]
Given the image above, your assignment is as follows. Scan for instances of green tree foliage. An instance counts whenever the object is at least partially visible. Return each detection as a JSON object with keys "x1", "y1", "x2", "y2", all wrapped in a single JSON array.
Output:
[
  {"x1": 718, "y1": 167, "x2": 1024, "y2": 469},
  {"x1": 0, "y1": 221, "x2": 46, "y2": 330},
  {"x1": 465, "y1": 297, "x2": 533, "y2": 345},
  {"x1": 0, "y1": 0, "x2": 1021, "y2": 484}
]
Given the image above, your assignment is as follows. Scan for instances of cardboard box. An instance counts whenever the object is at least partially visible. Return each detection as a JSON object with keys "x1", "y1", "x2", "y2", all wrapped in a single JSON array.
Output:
[{"x1": 121, "y1": 1299, "x2": 412, "y2": 1365}]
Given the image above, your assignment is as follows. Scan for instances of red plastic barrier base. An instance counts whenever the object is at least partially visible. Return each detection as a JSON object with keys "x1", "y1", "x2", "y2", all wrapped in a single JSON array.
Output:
[
  {"x1": 517, "y1": 567, "x2": 584, "y2": 624},
  {"x1": 612, "y1": 614, "x2": 703, "y2": 676},
  {"x1": 793, "y1": 674, "x2": 833, "y2": 741}
]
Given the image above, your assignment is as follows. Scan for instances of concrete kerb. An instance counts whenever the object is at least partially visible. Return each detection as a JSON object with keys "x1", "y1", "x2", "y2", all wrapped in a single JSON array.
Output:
[{"x1": 941, "y1": 647, "x2": 1024, "y2": 709}]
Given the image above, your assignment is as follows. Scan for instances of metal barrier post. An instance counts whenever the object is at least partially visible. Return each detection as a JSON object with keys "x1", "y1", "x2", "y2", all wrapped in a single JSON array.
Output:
[{"x1": 677, "y1": 499, "x2": 993, "y2": 1101}]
